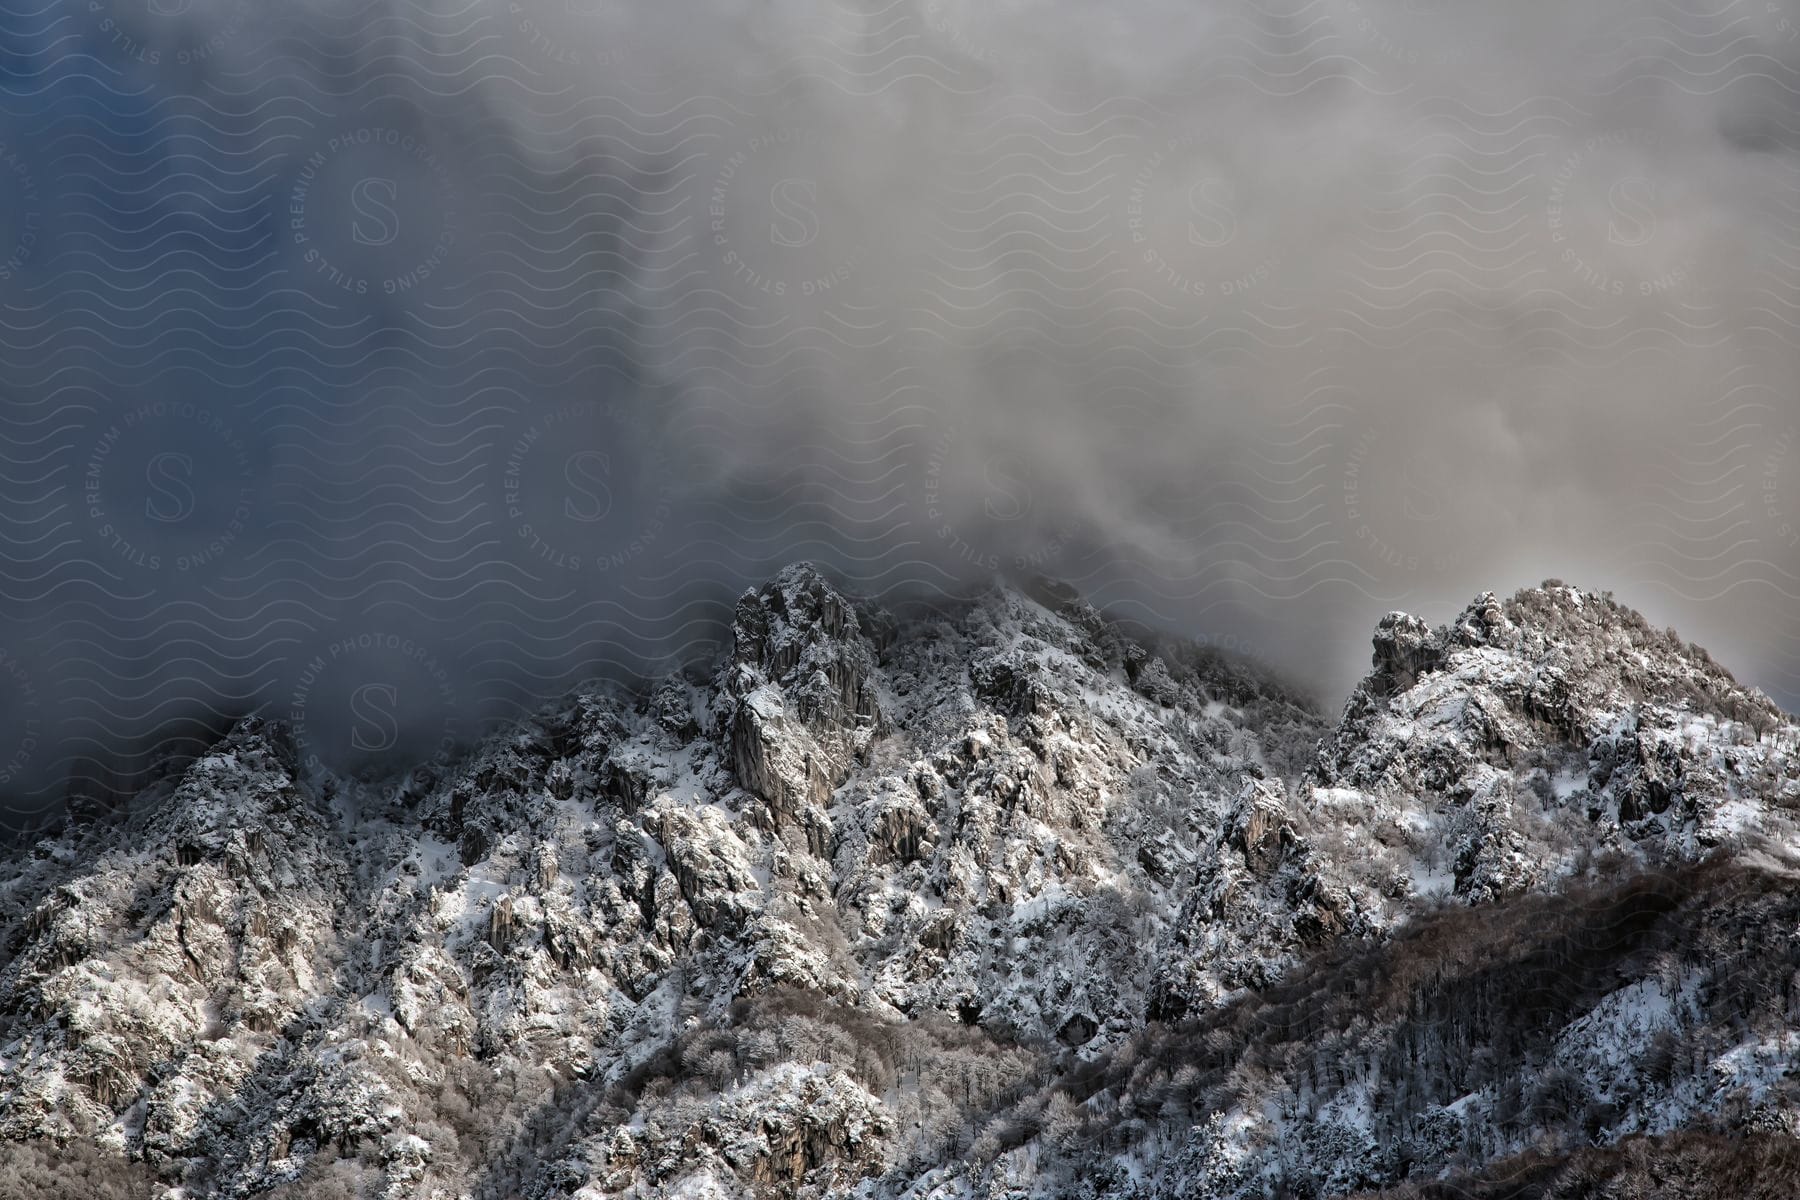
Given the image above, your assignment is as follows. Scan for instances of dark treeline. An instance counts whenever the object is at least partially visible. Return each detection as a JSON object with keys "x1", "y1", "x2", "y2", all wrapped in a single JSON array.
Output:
[{"x1": 889, "y1": 857, "x2": 1800, "y2": 1197}]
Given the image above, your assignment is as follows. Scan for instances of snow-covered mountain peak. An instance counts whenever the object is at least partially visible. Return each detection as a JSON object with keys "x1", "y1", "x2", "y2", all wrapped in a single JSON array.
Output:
[
  {"x1": 1, "y1": 568, "x2": 1797, "y2": 1200},
  {"x1": 1312, "y1": 581, "x2": 1800, "y2": 905},
  {"x1": 1363, "y1": 582, "x2": 1785, "y2": 732},
  {"x1": 719, "y1": 563, "x2": 886, "y2": 817}
]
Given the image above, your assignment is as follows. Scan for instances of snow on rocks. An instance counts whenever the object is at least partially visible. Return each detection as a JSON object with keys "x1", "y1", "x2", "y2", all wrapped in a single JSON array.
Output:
[
  {"x1": 0, "y1": 571, "x2": 1794, "y2": 1200},
  {"x1": 1308, "y1": 582, "x2": 1800, "y2": 905}
]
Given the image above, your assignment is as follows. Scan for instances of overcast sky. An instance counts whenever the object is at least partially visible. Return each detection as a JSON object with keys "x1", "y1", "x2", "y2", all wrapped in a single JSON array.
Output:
[{"x1": 0, "y1": 0, "x2": 1796, "y2": 825}]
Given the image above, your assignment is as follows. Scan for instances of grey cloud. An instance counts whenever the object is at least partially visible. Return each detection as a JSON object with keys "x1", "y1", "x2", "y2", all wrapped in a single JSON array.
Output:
[{"x1": 1, "y1": 0, "x2": 1795, "y2": 827}]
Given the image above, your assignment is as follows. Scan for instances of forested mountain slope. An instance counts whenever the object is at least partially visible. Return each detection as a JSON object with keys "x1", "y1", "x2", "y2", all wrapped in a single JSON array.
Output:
[{"x1": 0, "y1": 566, "x2": 1795, "y2": 1199}]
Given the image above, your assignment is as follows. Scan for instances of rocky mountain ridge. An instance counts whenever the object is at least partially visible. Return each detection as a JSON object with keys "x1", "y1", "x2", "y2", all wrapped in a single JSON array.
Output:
[{"x1": 0, "y1": 565, "x2": 1796, "y2": 1199}]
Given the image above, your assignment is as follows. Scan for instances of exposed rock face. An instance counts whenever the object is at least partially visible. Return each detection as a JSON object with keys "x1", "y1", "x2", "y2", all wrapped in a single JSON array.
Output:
[
  {"x1": 0, "y1": 720, "x2": 347, "y2": 1162},
  {"x1": 1309, "y1": 583, "x2": 1798, "y2": 905},
  {"x1": 0, "y1": 571, "x2": 1794, "y2": 1200},
  {"x1": 723, "y1": 564, "x2": 885, "y2": 820},
  {"x1": 1149, "y1": 778, "x2": 1369, "y2": 1019},
  {"x1": 1367, "y1": 611, "x2": 1440, "y2": 698},
  {"x1": 586, "y1": 1063, "x2": 890, "y2": 1195}
]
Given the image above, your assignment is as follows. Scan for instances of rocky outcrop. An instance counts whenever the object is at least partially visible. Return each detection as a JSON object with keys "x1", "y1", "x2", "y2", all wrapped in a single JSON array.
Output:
[
  {"x1": 1309, "y1": 582, "x2": 1800, "y2": 904},
  {"x1": 1150, "y1": 778, "x2": 1370, "y2": 1018},
  {"x1": 583, "y1": 1063, "x2": 890, "y2": 1197},
  {"x1": 0, "y1": 570, "x2": 1792, "y2": 1200},
  {"x1": 721, "y1": 565, "x2": 885, "y2": 826},
  {"x1": 0, "y1": 719, "x2": 347, "y2": 1161},
  {"x1": 1367, "y1": 611, "x2": 1441, "y2": 698}
]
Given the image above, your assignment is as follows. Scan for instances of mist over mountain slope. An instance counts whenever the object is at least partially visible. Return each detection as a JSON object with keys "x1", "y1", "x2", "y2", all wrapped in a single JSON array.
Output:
[
  {"x1": 3, "y1": 0, "x2": 1799, "y2": 826},
  {"x1": 0, "y1": 565, "x2": 1796, "y2": 1199}
]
